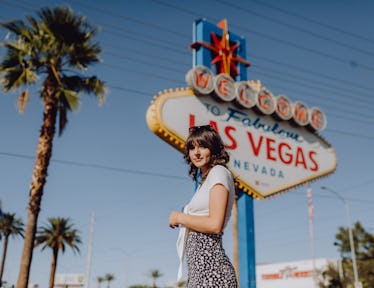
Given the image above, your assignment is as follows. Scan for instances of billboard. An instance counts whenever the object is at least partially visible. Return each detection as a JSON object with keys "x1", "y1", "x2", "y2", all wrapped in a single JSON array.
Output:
[
  {"x1": 257, "y1": 258, "x2": 337, "y2": 288},
  {"x1": 54, "y1": 274, "x2": 84, "y2": 287},
  {"x1": 146, "y1": 80, "x2": 336, "y2": 199}
]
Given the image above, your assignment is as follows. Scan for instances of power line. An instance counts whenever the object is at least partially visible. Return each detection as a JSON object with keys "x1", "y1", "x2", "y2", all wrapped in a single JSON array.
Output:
[
  {"x1": 0, "y1": 151, "x2": 187, "y2": 180},
  {"x1": 215, "y1": 0, "x2": 374, "y2": 58},
  {"x1": 250, "y1": 64, "x2": 374, "y2": 107},
  {"x1": 250, "y1": 52, "x2": 374, "y2": 94},
  {"x1": 66, "y1": 0, "x2": 374, "y2": 98},
  {"x1": 3, "y1": 0, "x2": 373, "y2": 109},
  {"x1": 1, "y1": 150, "x2": 374, "y2": 205},
  {"x1": 2, "y1": 1, "x2": 374, "y2": 138},
  {"x1": 251, "y1": 68, "x2": 374, "y2": 117},
  {"x1": 69, "y1": 0, "x2": 187, "y2": 40},
  {"x1": 250, "y1": 0, "x2": 374, "y2": 46},
  {"x1": 150, "y1": 0, "x2": 374, "y2": 73}
]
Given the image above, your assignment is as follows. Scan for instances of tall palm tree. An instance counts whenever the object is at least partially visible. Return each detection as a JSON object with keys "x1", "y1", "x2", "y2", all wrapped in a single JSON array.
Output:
[
  {"x1": 0, "y1": 6, "x2": 106, "y2": 288},
  {"x1": 0, "y1": 213, "x2": 25, "y2": 286},
  {"x1": 34, "y1": 217, "x2": 81, "y2": 288},
  {"x1": 97, "y1": 276, "x2": 104, "y2": 288},
  {"x1": 104, "y1": 273, "x2": 115, "y2": 288},
  {"x1": 149, "y1": 269, "x2": 163, "y2": 288}
]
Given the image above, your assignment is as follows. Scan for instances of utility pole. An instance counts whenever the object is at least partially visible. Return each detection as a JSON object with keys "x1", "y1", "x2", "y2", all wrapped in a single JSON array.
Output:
[
  {"x1": 306, "y1": 184, "x2": 317, "y2": 288},
  {"x1": 85, "y1": 212, "x2": 95, "y2": 288},
  {"x1": 321, "y1": 186, "x2": 361, "y2": 288}
]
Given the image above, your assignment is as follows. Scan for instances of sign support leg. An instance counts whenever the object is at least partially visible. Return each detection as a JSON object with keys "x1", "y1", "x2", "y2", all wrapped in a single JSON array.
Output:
[{"x1": 237, "y1": 189, "x2": 256, "y2": 288}]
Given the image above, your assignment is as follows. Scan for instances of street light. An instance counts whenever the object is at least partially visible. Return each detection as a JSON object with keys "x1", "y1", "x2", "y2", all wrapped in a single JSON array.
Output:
[{"x1": 321, "y1": 186, "x2": 361, "y2": 288}]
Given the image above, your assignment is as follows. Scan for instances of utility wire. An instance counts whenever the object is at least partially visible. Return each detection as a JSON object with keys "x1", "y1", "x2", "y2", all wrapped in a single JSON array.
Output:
[
  {"x1": 150, "y1": 0, "x2": 374, "y2": 73},
  {"x1": 215, "y1": 0, "x2": 374, "y2": 58},
  {"x1": 250, "y1": 0, "x2": 374, "y2": 46},
  {"x1": 1, "y1": 1, "x2": 374, "y2": 136},
  {"x1": 1, "y1": 150, "x2": 374, "y2": 205},
  {"x1": 0, "y1": 151, "x2": 187, "y2": 180},
  {"x1": 3, "y1": 0, "x2": 374, "y2": 105},
  {"x1": 250, "y1": 52, "x2": 374, "y2": 94}
]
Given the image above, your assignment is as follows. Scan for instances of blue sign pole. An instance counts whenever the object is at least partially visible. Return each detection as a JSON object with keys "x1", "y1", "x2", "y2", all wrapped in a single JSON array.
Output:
[
  {"x1": 192, "y1": 19, "x2": 256, "y2": 288},
  {"x1": 237, "y1": 189, "x2": 256, "y2": 288}
]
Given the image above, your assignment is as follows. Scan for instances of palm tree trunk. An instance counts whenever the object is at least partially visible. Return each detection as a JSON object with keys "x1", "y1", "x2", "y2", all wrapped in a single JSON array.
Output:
[
  {"x1": 0, "y1": 235, "x2": 9, "y2": 285},
  {"x1": 49, "y1": 248, "x2": 59, "y2": 288},
  {"x1": 16, "y1": 93, "x2": 58, "y2": 288}
]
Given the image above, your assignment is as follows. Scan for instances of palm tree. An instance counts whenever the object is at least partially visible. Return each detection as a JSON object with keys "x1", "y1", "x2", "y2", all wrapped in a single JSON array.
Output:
[
  {"x1": 104, "y1": 273, "x2": 115, "y2": 288},
  {"x1": 0, "y1": 6, "x2": 106, "y2": 288},
  {"x1": 34, "y1": 217, "x2": 81, "y2": 288},
  {"x1": 0, "y1": 213, "x2": 25, "y2": 286},
  {"x1": 149, "y1": 269, "x2": 163, "y2": 288},
  {"x1": 97, "y1": 276, "x2": 104, "y2": 288}
]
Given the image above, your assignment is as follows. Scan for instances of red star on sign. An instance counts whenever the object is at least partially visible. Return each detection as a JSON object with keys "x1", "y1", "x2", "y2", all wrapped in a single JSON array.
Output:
[{"x1": 190, "y1": 19, "x2": 250, "y2": 78}]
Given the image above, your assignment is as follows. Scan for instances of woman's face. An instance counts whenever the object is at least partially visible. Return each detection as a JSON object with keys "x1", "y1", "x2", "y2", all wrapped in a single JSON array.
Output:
[{"x1": 189, "y1": 142, "x2": 211, "y2": 173}]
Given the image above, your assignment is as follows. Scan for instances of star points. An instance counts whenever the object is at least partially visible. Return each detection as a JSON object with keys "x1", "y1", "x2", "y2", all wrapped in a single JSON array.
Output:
[{"x1": 190, "y1": 19, "x2": 250, "y2": 78}]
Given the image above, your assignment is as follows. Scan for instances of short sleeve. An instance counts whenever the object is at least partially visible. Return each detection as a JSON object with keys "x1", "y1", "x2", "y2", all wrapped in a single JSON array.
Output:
[{"x1": 206, "y1": 165, "x2": 233, "y2": 193}]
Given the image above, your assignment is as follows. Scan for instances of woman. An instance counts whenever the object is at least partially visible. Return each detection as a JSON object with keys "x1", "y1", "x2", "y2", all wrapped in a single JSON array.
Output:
[{"x1": 169, "y1": 125, "x2": 238, "y2": 287}]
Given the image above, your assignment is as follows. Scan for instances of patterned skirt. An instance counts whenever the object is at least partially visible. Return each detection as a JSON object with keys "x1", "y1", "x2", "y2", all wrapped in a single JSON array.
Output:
[{"x1": 186, "y1": 231, "x2": 238, "y2": 287}]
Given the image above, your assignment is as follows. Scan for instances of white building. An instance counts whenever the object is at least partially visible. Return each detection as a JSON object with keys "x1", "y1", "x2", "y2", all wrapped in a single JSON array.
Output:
[{"x1": 257, "y1": 258, "x2": 338, "y2": 288}]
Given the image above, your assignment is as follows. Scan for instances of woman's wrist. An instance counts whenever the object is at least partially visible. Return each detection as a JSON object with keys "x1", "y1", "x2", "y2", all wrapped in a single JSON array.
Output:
[{"x1": 177, "y1": 211, "x2": 183, "y2": 226}]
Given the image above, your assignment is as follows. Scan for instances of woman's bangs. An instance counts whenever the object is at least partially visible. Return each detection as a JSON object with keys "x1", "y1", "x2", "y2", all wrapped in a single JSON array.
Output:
[{"x1": 186, "y1": 134, "x2": 210, "y2": 150}]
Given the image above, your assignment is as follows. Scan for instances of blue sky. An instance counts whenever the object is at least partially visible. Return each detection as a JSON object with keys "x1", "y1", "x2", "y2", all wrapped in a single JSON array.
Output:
[{"x1": 1, "y1": 0, "x2": 374, "y2": 287}]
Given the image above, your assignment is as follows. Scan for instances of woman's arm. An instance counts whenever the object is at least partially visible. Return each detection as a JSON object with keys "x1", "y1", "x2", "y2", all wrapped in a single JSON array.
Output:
[{"x1": 169, "y1": 183, "x2": 228, "y2": 234}]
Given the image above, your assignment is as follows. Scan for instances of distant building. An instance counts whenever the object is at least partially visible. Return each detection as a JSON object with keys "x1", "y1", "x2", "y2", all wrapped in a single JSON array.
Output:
[
  {"x1": 55, "y1": 274, "x2": 84, "y2": 287},
  {"x1": 257, "y1": 258, "x2": 338, "y2": 288}
]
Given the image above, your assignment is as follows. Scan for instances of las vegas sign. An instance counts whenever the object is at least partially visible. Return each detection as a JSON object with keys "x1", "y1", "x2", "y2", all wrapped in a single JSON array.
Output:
[{"x1": 146, "y1": 20, "x2": 337, "y2": 199}]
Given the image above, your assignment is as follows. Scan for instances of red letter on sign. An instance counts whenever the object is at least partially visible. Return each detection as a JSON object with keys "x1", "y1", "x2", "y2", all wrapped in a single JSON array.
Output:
[
  {"x1": 295, "y1": 147, "x2": 307, "y2": 169},
  {"x1": 195, "y1": 70, "x2": 211, "y2": 88},
  {"x1": 308, "y1": 151, "x2": 319, "y2": 172},
  {"x1": 266, "y1": 138, "x2": 276, "y2": 161},
  {"x1": 247, "y1": 132, "x2": 263, "y2": 156},
  {"x1": 225, "y1": 126, "x2": 237, "y2": 150}
]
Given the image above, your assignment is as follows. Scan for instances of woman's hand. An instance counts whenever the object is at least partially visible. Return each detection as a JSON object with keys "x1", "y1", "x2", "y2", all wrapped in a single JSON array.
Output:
[{"x1": 169, "y1": 211, "x2": 181, "y2": 229}]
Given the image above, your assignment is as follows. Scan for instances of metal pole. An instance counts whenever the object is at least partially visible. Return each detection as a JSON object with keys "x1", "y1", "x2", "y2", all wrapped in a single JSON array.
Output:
[
  {"x1": 306, "y1": 185, "x2": 317, "y2": 288},
  {"x1": 85, "y1": 212, "x2": 95, "y2": 288},
  {"x1": 237, "y1": 189, "x2": 256, "y2": 288},
  {"x1": 321, "y1": 186, "x2": 360, "y2": 288},
  {"x1": 344, "y1": 200, "x2": 359, "y2": 287}
]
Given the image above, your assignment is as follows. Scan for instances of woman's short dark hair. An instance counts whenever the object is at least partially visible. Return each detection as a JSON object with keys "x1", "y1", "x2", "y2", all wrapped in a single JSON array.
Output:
[{"x1": 184, "y1": 125, "x2": 230, "y2": 183}]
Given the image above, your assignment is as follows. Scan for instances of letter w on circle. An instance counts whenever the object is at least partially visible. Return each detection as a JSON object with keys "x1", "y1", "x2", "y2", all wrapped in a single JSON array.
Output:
[{"x1": 195, "y1": 70, "x2": 211, "y2": 88}]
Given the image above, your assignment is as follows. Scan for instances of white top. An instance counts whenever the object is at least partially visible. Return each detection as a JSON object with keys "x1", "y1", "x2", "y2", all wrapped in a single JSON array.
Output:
[{"x1": 176, "y1": 165, "x2": 235, "y2": 281}]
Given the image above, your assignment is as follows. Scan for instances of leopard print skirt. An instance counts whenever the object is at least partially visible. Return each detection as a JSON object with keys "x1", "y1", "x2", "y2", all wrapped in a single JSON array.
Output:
[{"x1": 186, "y1": 231, "x2": 238, "y2": 287}]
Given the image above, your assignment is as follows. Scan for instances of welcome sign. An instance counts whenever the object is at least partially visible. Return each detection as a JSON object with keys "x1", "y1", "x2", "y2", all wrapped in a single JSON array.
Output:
[{"x1": 146, "y1": 19, "x2": 337, "y2": 199}]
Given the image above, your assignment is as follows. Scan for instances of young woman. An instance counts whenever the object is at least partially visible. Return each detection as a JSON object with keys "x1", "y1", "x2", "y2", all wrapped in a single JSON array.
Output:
[{"x1": 169, "y1": 125, "x2": 238, "y2": 287}]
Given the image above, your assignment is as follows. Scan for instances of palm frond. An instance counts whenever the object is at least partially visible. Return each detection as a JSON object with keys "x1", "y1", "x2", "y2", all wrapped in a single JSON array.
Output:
[
  {"x1": 84, "y1": 76, "x2": 106, "y2": 105},
  {"x1": 1, "y1": 5, "x2": 106, "y2": 117},
  {"x1": 0, "y1": 20, "x2": 33, "y2": 41},
  {"x1": 2, "y1": 68, "x2": 37, "y2": 91},
  {"x1": 57, "y1": 87, "x2": 80, "y2": 110},
  {"x1": 61, "y1": 75, "x2": 106, "y2": 106},
  {"x1": 17, "y1": 90, "x2": 29, "y2": 114},
  {"x1": 0, "y1": 212, "x2": 25, "y2": 238},
  {"x1": 35, "y1": 217, "x2": 81, "y2": 254},
  {"x1": 58, "y1": 105, "x2": 68, "y2": 136}
]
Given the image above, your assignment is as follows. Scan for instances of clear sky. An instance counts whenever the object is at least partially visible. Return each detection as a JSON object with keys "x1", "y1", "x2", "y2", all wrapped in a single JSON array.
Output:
[{"x1": 1, "y1": 0, "x2": 374, "y2": 287}]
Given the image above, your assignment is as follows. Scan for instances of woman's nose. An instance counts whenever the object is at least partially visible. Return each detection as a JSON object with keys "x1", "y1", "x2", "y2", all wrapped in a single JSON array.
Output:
[{"x1": 193, "y1": 147, "x2": 200, "y2": 154}]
